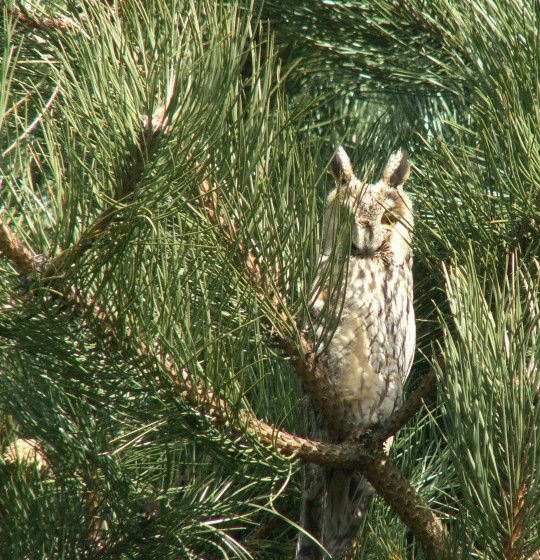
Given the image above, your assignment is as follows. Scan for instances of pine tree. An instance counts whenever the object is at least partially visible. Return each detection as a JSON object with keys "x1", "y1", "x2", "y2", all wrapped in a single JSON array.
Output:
[{"x1": 0, "y1": 1, "x2": 538, "y2": 559}]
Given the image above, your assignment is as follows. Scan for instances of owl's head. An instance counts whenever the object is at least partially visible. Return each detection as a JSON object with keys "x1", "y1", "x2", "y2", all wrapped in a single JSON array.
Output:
[{"x1": 322, "y1": 146, "x2": 413, "y2": 264}]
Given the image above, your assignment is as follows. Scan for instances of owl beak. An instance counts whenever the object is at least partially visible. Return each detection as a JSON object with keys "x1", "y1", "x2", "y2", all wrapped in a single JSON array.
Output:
[
  {"x1": 351, "y1": 243, "x2": 372, "y2": 257},
  {"x1": 351, "y1": 224, "x2": 380, "y2": 256}
]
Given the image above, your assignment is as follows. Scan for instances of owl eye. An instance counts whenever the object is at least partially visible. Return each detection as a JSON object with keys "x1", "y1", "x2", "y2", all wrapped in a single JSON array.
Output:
[{"x1": 381, "y1": 211, "x2": 398, "y2": 226}]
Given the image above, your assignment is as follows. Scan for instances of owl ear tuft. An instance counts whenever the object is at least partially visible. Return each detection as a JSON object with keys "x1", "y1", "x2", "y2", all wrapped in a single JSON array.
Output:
[
  {"x1": 330, "y1": 145, "x2": 354, "y2": 184},
  {"x1": 383, "y1": 149, "x2": 410, "y2": 188}
]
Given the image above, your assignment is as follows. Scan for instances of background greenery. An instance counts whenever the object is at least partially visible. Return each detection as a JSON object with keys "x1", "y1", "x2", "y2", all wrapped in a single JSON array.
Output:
[{"x1": 0, "y1": 1, "x2": 538, "y2": 558}]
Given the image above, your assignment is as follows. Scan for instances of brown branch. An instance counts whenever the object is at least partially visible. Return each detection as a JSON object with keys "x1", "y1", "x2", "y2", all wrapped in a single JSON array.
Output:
[
  {"x1": 4, "y1": 262, "x2": 447, "y2": 557},
  {"x1": 46, "y1": 125, "x2": 160, "y2": 276},
  {"x1": 0, "y1": 214, "x2": 39, "y2": 275},
  {"x1": 7, "y1": 5, "x2": 78, "y2": 33},
  {"x1": 172, "y1": 363, "x2": 445, "y2": 558},
  {"x1": 371, "y1": 369, "x2": 437, "y2": 444}
]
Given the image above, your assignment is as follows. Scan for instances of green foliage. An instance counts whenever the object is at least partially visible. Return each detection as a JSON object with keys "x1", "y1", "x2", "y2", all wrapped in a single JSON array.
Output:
[
  {"x1": 0, "y1": 0, "x2": 538, "y2": 558},
  {"x1": 437, "y1": 254, "x2": 539, "y2": 558},
  {"x1": 1, "y1": 1, "x2": 318, "y2": 557}
]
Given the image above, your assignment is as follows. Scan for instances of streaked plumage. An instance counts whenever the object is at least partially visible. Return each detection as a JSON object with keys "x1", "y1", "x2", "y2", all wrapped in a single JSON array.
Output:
[{"x1": 296, "y1": 147, "x2": 415, "y2": 559}]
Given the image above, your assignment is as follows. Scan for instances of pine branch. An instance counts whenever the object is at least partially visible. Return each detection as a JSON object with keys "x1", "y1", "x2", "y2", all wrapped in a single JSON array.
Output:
[
  {"x1": 106, "y1": 320, "x2": 446, "y2": 557},
  {"x1": 46, "y1": 121, "x2": 160, "y2": 277},
  {"x1": 7, "y1": 4, "x2": 79, "y2": 33},
  {"x1": 0, "y1": 213, "x2": 40, "y2": 275},
  {"x1": 371, "y1": 369, "x2": 437, "y2": 444},
  {"x1": 172, "y1": 358, "x2": 445, "y2": 558}
]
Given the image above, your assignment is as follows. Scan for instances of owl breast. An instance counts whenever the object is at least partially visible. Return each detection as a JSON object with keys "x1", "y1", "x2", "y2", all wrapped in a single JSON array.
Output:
[{"x1": 312, "y1": 254, "x2": 414, "y2": 439}]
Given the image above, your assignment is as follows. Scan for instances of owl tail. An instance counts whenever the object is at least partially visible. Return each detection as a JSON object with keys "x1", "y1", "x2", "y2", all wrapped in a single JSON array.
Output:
[{"x1": 296, "y1": 465, "x2": 374, "y2": 559}]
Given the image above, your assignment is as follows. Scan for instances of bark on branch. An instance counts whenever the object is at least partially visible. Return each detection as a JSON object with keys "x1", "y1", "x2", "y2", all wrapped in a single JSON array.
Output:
[
  {"x1": 45, "y1": 125, "x2": 159, "y2": 277},
  {"x1": 0, "y1": 215, "x2": 39, "y2": 275},
  {"x1": 7, "y1": 5, "x2": 79, "y2": 33},
  {"x1": 172, "y1": 360, "x2": 444, "y2": 558}
]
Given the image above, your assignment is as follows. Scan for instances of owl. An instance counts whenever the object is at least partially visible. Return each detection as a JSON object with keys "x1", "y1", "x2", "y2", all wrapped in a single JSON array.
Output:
[{"x1": 296, "y1": 146, "x2": 415, "y2": 559}]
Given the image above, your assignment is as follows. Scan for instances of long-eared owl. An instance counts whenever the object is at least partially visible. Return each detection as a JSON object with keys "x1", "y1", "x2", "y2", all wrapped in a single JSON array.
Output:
[{"x1": 296, "y1": 146, "x2": 415, "y2": 559}]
